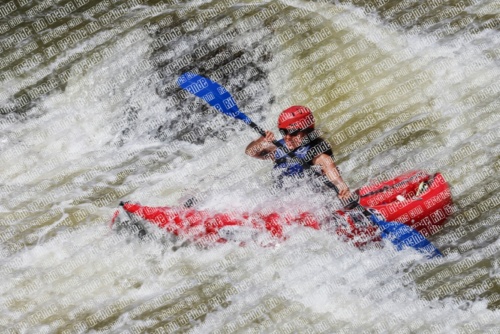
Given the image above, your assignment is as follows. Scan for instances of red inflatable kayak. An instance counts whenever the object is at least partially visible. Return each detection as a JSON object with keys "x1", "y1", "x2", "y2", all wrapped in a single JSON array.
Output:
[{"x1": 111, "y1": 171, "x2": 453, "y2": 246}]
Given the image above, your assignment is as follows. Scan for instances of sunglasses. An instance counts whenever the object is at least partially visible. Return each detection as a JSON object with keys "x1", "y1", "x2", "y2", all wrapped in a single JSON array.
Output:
[{"x1": 279, "y1": 129, "x2": 301, "y2": 136}]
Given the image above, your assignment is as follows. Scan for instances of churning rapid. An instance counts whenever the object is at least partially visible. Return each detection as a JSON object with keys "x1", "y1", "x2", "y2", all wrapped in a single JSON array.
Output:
[{"x1": 0, "y1": 0, "x2": 499, "y2": 332}]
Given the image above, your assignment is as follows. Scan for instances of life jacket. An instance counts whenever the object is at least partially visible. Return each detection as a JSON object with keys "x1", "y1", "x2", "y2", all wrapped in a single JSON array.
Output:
[{"x1": 274, "y1": 136, "x2": 334, "y2": 178}]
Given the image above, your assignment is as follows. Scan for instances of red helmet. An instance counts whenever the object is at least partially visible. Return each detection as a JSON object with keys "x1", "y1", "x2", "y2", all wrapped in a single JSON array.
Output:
[{"x1": 278, "y1": 106, "x2": 315, "y2": 131}]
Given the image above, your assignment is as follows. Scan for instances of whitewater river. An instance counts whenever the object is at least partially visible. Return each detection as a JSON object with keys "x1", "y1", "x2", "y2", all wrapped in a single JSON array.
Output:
[{"x1": 1, "y1": 0, "x2": 499, "y2": 332}]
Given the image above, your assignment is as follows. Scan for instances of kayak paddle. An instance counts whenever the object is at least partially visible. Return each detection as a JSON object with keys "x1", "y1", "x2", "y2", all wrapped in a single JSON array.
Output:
[
  {"x1": 177, "y1": 72, "x2": 441, "y2": 258},
  {"x1": 176, "y1": 73, "x2": 343, "y2": 193}
]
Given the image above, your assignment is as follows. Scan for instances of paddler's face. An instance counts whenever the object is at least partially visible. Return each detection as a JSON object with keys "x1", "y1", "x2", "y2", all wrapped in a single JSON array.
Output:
[{"x1": 281, "y1": 129, "x2": 306, "y2": 150}]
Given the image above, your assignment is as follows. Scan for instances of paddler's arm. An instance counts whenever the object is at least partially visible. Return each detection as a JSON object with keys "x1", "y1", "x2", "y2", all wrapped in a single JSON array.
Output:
[
  {"x1": 312, "y1": 153, "x2": 352, "y2": 200},
  {"x1": 245, "y1": 130, "x2": 277, "y2": 161}
]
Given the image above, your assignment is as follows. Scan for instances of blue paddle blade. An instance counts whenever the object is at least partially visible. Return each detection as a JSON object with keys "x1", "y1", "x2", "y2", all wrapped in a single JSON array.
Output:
[
  {"x1": 177, "y1": 72, "x2": 252, "y2": 124},
  {"x1": 370, "y1": 214, "x2": 442, "y2": 259}
]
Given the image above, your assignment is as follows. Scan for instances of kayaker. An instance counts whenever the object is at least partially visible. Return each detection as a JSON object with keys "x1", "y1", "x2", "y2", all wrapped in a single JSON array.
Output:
[{"x1": 245, "y1": 105, "x2": 352, "y2": 200}]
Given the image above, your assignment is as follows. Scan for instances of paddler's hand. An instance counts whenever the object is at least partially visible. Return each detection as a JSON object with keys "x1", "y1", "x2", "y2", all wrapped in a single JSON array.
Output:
[
  {"x1": 245, "y1": 131, "x2": 277, "y2": 160},
  {"x1": 339, "y1": 188, "x2": 359, "y2": 210},
  {"x1": 338, "y1": 187, "x2": 352, "y2": 201},
  {"x1": 262, "y1": 130, "x2": 276, "y2": 143}
]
